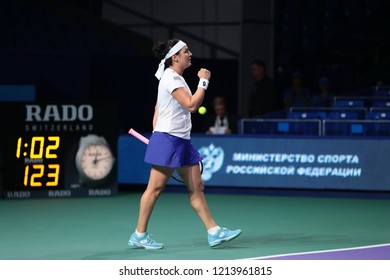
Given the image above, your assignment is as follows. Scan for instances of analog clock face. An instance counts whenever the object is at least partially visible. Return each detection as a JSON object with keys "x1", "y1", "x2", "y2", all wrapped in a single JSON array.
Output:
[{"x1": 80, "y1": 144, "x2": 114, "y2": 180}]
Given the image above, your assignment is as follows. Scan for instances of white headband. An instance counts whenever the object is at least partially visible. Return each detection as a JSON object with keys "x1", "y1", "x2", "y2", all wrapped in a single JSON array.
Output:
[{"x1": 155, "y1": 40, "x2": 186, "y2": 80}]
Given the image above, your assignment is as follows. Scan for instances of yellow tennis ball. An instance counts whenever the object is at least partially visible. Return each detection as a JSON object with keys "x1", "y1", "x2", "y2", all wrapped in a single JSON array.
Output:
[{"x1": 198, "y1": 106, "x2": 207, "y2": 115}]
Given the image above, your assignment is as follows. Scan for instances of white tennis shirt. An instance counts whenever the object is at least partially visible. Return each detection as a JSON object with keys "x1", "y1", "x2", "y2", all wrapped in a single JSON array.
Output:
[{"x1": 154, "y1": 68, "x2": 192, "y2": 139}]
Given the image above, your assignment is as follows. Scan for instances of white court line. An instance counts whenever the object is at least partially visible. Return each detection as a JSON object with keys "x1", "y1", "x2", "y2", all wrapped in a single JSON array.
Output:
[{"x1": 243, "y1": 243, "x2": 390, "y2": 260}]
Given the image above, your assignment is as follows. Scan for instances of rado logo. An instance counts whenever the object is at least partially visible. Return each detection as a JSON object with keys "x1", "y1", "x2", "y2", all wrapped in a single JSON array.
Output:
[{"x1": 25, "y1": 104, "x2": 93, "y2": 122}]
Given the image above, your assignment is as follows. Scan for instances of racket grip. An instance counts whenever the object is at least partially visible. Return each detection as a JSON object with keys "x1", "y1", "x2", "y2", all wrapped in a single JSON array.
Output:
[{"x1": 128, "y1": 128, "x2": 149, "y2": 145}]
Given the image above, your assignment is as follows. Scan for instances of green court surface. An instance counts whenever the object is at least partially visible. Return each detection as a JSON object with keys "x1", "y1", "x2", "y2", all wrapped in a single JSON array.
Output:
[{"x1": 0, "y1": 191, "x2": 389, "y2": 260}]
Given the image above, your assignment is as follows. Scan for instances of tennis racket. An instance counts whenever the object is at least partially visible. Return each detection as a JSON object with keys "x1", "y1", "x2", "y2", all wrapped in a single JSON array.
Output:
[{"x1": 128, "y1": 128, "x2": 203, "y2": 184}]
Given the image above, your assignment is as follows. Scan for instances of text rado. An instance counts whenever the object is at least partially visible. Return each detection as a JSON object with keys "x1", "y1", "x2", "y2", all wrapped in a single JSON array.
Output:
[{"x1": 25, "y1": 105, "x2": 93, "y2": 122}]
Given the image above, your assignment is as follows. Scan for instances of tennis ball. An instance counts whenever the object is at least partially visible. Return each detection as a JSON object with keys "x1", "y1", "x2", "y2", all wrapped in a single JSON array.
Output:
[{"x1": 198, "y1": 106, "x2": 207, "y2": 115}]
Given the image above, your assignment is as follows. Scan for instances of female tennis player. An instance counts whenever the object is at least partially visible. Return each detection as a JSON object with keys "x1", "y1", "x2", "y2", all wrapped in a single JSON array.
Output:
[{"x1": 128, "y1": 39, "x2": 241, "y2": 249}]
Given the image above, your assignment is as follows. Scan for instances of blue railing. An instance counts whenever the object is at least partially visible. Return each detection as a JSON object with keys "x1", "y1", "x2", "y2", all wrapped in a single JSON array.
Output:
[{"x1": 240, "y1": 118, "x2": 390, "y2": 137}]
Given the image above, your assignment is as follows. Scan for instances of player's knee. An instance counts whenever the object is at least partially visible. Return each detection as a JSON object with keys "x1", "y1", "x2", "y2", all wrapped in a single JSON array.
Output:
[{"x1": 147, "y1": 184, "x2": 165, "y2": 197}]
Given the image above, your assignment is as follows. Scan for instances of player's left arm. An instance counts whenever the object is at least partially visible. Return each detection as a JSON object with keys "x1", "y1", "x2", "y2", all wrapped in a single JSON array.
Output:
[
  {"x1": 172, "y1": 68, "x2": 211, "y2": 113},
  {"x1": 172, "y1": 87, "x2": 205, "y2": 113}
]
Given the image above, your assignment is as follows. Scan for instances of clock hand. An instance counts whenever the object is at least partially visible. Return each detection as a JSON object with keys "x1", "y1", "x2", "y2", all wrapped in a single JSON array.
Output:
[
  {"x1": 95, "y1": 156, "x2": 113, "y2": 163},
  {"x1": 93, "y1": 147, "x2": 99, "y2": 164}
]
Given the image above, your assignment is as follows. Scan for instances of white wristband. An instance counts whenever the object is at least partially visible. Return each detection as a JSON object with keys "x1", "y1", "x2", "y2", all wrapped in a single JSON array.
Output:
[{"x1": 198, "y1": 78, "x2": 209, "y2": 90}]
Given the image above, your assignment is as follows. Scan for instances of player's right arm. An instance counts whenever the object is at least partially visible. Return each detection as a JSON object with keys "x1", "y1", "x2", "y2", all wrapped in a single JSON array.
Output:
[{"x1": 152, "y1": 102, "x2": 158, "y2": 130}]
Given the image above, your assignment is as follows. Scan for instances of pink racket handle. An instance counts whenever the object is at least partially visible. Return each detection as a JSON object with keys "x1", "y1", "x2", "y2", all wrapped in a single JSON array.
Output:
[{"x1": 128, "y1": 128, "x2": 149, "y2": 145}]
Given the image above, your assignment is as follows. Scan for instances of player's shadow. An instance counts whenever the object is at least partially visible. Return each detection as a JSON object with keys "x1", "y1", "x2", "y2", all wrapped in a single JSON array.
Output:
[
  {"x1": 258, "y1": 233, "x2": 349, "y2": 244},
  {"x1": 207, "y1": 232, "x2": 349, "y2": 250}
]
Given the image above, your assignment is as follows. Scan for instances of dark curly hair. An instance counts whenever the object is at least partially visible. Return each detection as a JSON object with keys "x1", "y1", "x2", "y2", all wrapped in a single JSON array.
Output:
[{"x1": 153, "y1": 38, "x2": 180, "y2": 68}]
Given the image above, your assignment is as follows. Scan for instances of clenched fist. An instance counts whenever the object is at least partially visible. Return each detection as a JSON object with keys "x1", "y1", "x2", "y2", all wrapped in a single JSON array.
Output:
[{"x1": 198, "y1": 68, "x2": 211, "y2": 80}]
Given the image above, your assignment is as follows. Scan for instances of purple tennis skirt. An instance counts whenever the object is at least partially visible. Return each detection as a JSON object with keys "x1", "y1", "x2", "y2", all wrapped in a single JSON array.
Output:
[{"x1": 144, "y1": 132, "x2": 202, "y2": 168}]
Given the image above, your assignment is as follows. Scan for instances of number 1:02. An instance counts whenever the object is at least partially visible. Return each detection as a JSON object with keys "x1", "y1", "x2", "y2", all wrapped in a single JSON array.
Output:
[{"x1": 16, "y1": 136, "x2": 60, "y2": 159}]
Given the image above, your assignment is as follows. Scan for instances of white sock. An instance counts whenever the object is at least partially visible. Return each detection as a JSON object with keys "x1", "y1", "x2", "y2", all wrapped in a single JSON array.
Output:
[
  {"x1": 135, "y1": 229, "x2": 145, "y2": 237},
  {"x1": 207, "y1": 226, "x2": 221, "y2": 235}
]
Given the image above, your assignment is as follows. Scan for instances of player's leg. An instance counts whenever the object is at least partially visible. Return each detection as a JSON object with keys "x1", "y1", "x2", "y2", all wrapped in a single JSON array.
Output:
[
  {"x1": 136, "y1": 165, "x2": 174, "y2": 232},
  {"x1": 177, "y1": 163, "x2": 242, "y2": 247},
  {"x1": 177, "y1": 164, "x2": 217, "y2": 229},
  {"x1": 129, "y1": 165, "x2": 173, "y2": 249}
]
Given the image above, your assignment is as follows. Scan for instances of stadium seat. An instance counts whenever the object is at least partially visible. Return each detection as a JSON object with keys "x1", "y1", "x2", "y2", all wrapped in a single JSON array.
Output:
[
  {"x1": 334, "y1": 100, "x2": 364, "y2": 107},
  {"x1": 327, "y1": 112, "x2": 358, "y2": 120},
  {"x1": 372, "y1": 100, "x2": 390, "y2": 108},
  {"x1": 366, "y1": 112, "x2": 390, "y2": 120},
  {"x1": 240, "y1": 119, "x2": 321, "y2": 136},
  {"x1": 288, "y1": 112, "x2": 324, "y2": 119}
]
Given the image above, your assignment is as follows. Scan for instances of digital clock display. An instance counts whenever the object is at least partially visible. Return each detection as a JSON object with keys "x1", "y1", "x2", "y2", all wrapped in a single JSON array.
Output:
[
  {"x1": 0, "y1": 102, "x2": 119, "y2": 199},
  {"x1": 15, "y1": 136, "x2": 61, "y2": 188}
]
